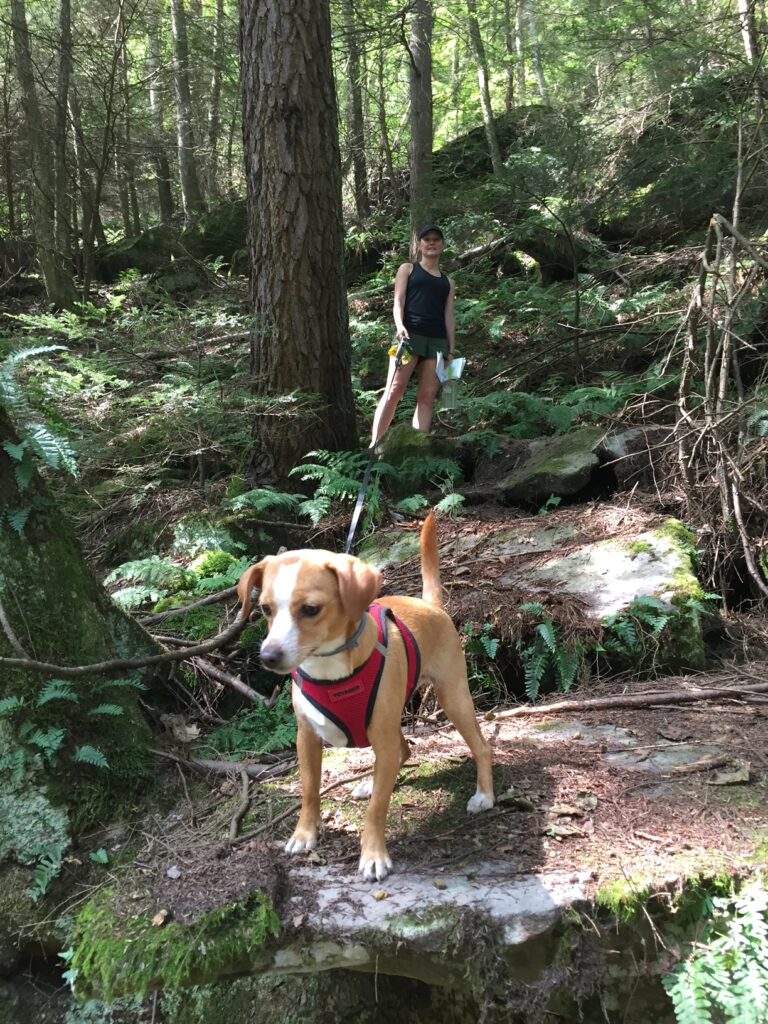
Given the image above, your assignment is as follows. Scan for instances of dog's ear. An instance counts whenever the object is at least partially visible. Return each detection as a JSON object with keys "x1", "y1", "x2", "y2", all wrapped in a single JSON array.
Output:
[
  {"x1": 237, "y1": 559, "x2": 271, "y2": 620},
  {"x1": 327, "y1": 555, "x2": 381, "y2": 623}
]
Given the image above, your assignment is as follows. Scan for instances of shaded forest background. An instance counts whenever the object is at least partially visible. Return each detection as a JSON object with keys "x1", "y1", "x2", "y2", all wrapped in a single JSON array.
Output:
[{"x1": 2, "y1": 4, "x2": 768, "y2": 1021}]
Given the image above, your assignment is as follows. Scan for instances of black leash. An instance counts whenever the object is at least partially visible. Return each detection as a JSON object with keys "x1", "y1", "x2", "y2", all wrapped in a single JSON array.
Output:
[{"x1": 344, "y1": 338, "x2": 410, "y2": 555}]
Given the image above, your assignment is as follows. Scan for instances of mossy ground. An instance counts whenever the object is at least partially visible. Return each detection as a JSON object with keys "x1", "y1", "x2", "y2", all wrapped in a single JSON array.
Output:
[{"x1": 70, "y1": 887, "x2": 279, "y2": 1001}]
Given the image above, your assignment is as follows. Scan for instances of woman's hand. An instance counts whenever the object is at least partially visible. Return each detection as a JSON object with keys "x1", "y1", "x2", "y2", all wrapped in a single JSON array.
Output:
[{"x1": 395, "y1": 327, "x2": 410, "y2": 341}]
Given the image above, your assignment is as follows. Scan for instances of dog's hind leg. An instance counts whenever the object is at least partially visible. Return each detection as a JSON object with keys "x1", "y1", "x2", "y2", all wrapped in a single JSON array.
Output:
[
  {"x1": 435, "y1": 673, "x2": 494, "y2": 814},
  {"x1": 285, "y1": 720, "x2": 323, "y2": 855},
  {"x1": 351, "y1": 732, "x2": 411, "y2": 801}
]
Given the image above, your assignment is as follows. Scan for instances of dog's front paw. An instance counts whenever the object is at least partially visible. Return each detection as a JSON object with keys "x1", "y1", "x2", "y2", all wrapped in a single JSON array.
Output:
[
  {"x1": 284, "y1": 826, "x2": 318, "y2": 856},
  {"x1": 358, "y1": 849, "x2": 393, "y2": 882},
  {"x1": 466, "y1": 790, "x2": 494, "y2": 814}
]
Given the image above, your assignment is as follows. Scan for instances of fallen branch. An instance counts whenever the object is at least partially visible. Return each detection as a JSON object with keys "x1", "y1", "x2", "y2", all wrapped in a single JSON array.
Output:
[
  {"x1": 494, "y1": 678, "x2": 768, "y2": 719},
  {"x1": 190, "y1": 656, "x2": 265, "y2": 704},
  {"x1": 0, "y1": 617, "x2": 247, "y2": 678},
  {"x1": 231, "y1": 766, "x2": 374, "y2": 846},
  {"x1": 230, "y1": 769, "x2": 251, "y2": 840},
  {"x1": 138, "y1": 586, "x2": 238, "y2": 625},
  {"x1": 152, "y1": 748, "x2": 297, "y2": 780}
]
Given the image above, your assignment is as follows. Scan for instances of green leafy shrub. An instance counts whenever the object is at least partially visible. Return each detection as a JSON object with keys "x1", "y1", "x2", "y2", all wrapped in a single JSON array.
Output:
[
  {"x1": 191, "y1": 549, "x2": 237, "y2": 578},
  {"x1": 663, "y1": 878, "x2": 768, "y2": 1024}
]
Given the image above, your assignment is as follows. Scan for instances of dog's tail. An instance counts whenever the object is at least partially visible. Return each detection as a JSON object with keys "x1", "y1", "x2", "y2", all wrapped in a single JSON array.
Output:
[{"x1": 420, "y1": 512, "x2": 443, "y2": 607}]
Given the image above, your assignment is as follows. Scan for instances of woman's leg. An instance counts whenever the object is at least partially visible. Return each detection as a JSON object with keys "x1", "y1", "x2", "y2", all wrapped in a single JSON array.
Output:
[
  {"x1": 371, "y1": 356, "x2": 418, "y2": 444},
  {"x1": 412, "y1": 357, "x2": 440, "y2": 433}
]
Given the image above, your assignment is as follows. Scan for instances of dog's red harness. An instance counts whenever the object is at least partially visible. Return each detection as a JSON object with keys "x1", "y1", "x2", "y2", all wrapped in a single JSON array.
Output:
[{"x1": 292, "y1": 603, "x2": 421, "y2": 748}]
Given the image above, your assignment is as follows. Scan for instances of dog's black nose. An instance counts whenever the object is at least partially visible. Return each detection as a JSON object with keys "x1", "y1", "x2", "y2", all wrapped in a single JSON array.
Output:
[{"x1": 260, "y1": 645, "x2": 284, "y2": 671}]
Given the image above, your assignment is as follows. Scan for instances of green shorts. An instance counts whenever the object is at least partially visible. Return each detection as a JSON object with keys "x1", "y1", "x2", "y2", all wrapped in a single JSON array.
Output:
[{"x1": 404, "y1": 333, "x2": 448, "y2": 360}]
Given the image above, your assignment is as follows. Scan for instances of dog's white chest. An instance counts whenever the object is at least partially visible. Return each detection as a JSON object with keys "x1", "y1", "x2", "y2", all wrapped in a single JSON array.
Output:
[{"x1": 293, "y1": 686, "x2": 349, "y2": 747}]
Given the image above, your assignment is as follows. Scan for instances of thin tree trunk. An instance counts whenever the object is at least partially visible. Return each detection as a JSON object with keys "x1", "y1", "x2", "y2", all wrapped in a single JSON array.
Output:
[
  {"x1": 54, "y1": 0, "x2": 72, "y2": 266},
  {"x1": 170, "y1": 0, "x2": 205, "y2": 221},
  {"x1": 240, "y1": 0, "x2": 357, "y2": 484},
  {"x1": 515, "y1": 0, "x2": 526, "y2": 104},
  {"x1": 206, "y1": 0, "x2": 224, "y2": 201},
  {"x1": 503, "y1": 0, "x2": 515, "y2": 111},
  {"x1": 525, "y1": 0, "x2": 549, "y2": 104},
  {"x1": 466, "y1": 0, "x2": 504, "y2": 176},
  {"x1": 1, "y1": 61, "x2": 16, "y2": 233},
  {"x1": 147, "y1": 23, "x2": 175, "y2": 223},
  {"x1": 375, "y1": 7, "x2": 395, "y2": 200},
  {"x1": 342, "y1": 0, "x2": 370, "y2": 219},
  {"x1": 10, "y1": 0, "x2": 77, "y2": 307},
  {"x1": 408, "y1": 0, "x2": 434, "y2": 252},
  {"x1": 121, "y1": 50, "x2": 141, "y2": 236}
]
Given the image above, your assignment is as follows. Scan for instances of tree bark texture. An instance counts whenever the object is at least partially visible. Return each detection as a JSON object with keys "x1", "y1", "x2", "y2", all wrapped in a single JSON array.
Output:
[
  {"x1": 408, "y1": 0, "x2": 434, "y2": 250},
  {"x1": 170, "y1": 0, "x2": 205, "y2": 221},
  {"x1": 240, "y1": 0, "x2": 357, "y2": 483}
]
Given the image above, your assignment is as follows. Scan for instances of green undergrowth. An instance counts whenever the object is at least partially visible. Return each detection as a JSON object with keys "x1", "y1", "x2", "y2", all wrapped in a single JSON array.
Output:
[{"x1": 68, "y1": 888, "x2": 280, "y2": 1000}]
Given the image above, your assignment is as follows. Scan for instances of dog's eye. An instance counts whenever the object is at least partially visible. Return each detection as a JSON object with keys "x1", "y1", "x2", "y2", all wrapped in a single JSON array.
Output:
[
  {"x1": 260, "y1": 604, "x2": 273, "y2": 618},
  {"x1": 300, "y1": 604, "x2": 321, "y2": 618}
]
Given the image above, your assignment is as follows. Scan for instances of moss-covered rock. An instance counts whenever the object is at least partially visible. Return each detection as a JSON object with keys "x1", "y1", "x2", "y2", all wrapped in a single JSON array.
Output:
[
  {"x1": 70, "y1": 888, "x2": 279, "y2": 1001},
  {"x1": 496, "y1": 426, "x2": 604, "y2": 503},
  {"x1": 378, "y1": 424, "x2": 462, "y2": 498}
]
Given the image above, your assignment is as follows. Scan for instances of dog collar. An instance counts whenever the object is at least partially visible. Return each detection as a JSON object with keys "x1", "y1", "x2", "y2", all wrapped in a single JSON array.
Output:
[{"x1": 315, "y1": 614, "x2": 368, "y2": 657}]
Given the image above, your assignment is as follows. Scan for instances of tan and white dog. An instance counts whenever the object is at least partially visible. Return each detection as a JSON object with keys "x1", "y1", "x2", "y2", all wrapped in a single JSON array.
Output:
[{"x1": 236, "y1": 514, "x2": 494, "y2": 880}]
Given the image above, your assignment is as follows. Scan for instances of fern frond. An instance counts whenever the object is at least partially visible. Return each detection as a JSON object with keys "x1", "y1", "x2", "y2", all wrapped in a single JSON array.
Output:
[
  {"x1": 435, "y1": 492, "x2": 465, "y2": 518},
  {"x1": 36, "y1": 679, "x2": 78, "y2": 707},
  {"x1": 0, "y1": 696, "x2": 24, "y2": 717},
  {"x1": 523, "y1": 650, "x2": 549, "y2": 702},
  {"x1": 519, "y1": 602, "x2": 546, "y2": 616},
  {"x1": 94, "y1": 677, "x2": 146, "y2": 692},
  {"x1": 227, "y1": 488, "x2": 302, "y2": 514},
  {"x1": 0, "y1": 748, "x2": 27, "y2": 784},
  {"x1": 89, "y1": 704, "x2": 124, "y2": 717},
  {"x1": 72, "y1": 745, "x2": 110, "y2": 769},
  {"x1": 28, "y1": 727, "x2": 66, "y2": 761},
  {"x1": 536, "y1": 620, "x2": 558, "y2": 653}
]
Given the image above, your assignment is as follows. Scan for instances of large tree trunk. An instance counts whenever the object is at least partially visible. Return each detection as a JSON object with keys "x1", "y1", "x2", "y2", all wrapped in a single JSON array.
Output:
[
  {"x1": 466, "y1": 0, "x2": 504, "y2": 176},
  {"x1": 170, "y1": 0, "x2": 206, "y2": 222},
  {"x1": 408, "y1": 0, "x2": 434, "y2": 252},
  {"x1": 0, "y1": 404, "x2": 161, "y2": 961},
  {"x1": 342, "y1": 0, "x2": 370, "y2": 220},
  {"x1": 147, "y1": 23, "x2": 176, "y2": 223},
  {"x1": 240, "y1": 0, "x2": 357, "y2": 484},
  {"x1": 10, "y1": 0, "x2": 77, "y2": 307}
]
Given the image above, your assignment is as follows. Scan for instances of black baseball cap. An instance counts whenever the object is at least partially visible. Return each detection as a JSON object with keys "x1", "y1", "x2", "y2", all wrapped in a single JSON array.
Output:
[{"x1": 417, "y1": 224, "x2": 444, "y2": 239}]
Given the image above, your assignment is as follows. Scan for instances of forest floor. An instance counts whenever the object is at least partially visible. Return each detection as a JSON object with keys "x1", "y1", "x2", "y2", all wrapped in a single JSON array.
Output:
[{"x1": 113, "y1": 659, "x2": 768, "y2": 927}]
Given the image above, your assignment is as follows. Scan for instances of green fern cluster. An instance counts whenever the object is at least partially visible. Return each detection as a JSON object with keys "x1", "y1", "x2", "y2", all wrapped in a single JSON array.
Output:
[
  {"x1": 517, "y1": 603, "x2": 584, "y2": 701},
  {"x1": 196, "y1": 689, "x2": 296, "y2": 760},
  {"x1": 600, "y1": 596, "x2": 671, "y2": 661},
  {"x1": 663, "y1": 879, "x2": 768, "y2": 1024},
  {"x1": 0, "y1": 677, "x2": 143, "y2": 782},
  {"x1": 105, "y1": 556, "x2": 197, "y2": 610},
  {"x1": 1, "y1": 345, "x2": 78, "y2": 532}
]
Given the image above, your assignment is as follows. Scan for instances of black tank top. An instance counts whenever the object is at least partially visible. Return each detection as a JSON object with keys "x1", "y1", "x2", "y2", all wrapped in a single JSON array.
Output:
[{"x1": 404, "y1": 263, "x2": 450, "y2": 339}]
